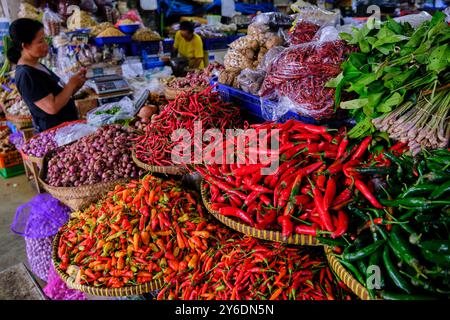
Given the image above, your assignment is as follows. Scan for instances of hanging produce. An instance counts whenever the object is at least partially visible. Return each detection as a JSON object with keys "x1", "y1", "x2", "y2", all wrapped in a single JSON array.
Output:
[{"x1": 330, "y1": 12, "x2": 450, "y2": 139}]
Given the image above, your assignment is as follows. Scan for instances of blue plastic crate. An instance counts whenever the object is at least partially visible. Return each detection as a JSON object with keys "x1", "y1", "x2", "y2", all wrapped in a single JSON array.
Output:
[
  {"x1": 95, "y1": 36, "x2": 132, "y2": 46},
  {"x1": 131, "y1": 40, "x2": 161, "y2": 56},
  {"x1": 203, "y1": 37, "x2": 229, "y2": 51},
  {"x1": 212, "y1": 80, "x2": 353, "y2": 127}
]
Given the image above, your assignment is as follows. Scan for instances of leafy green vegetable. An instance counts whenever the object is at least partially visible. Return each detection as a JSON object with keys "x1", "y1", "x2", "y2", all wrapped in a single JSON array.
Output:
[
  {"x1": 330, "y1": 12, "x2": 450, "y2": 139},
  {"x1": 94, "y1": 105, "x2": 121, "y2": 116}
]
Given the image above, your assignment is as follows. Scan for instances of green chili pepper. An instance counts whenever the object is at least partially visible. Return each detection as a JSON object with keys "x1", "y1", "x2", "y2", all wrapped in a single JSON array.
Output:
[
  {"x1": 400, "y1": 184, "x2": 436, "y2": 198},
  {"x1": 389, "y1": 226, "x2": 424, "y2": 276},
  {"x1": 382, "y1": 245, "x2": 413, "y2": 294},
  {"x1": 398, "y1": 209, "x2": 417, "y2": 221},
  {"x1": 429, "y1": 180, "x2": 450, "y2": 199},
  {"x1": 347, "y1": 203, "x2": 370, "y2": 222},
  {"x1": 380, "y1": 291, "x2": 437, "y2": 300},
  {"x1": 316, "y1": 237, "x2": 347, "y2": 247},
  {"x1": 422, "y1": 171, "x2": 450, "y2": 183},
  {"x1": 338, "y1": 258, "x2": 366, "y2": 286},
  {"x1": 354, "y1": 166, "x2": 394, "y2": 175},
  {"x1": 420, "y1": 248, "x2": 450, "y2": 268},
  {"x1": 343, "y1": 240, "x2": 386, "y2": 262},
  {"x1": 418, "y1": 240, "x2": 450, "y2": 254},
  {"x1": 369, "y1": 247, "x2": 385, "y2": 288},
  {"x1": 381, "y1": 198, "x2": 450, "y2": 209}
]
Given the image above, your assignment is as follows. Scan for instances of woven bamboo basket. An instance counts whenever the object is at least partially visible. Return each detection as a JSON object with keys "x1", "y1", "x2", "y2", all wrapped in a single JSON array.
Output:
[
  {"x1": 164, "y1": 85, "x2": 208, "y2": 100},
  {"x1": 324, "y1": 245, "x2": 372, "y2": 300},
  {"x1": 52, "y1": 230, "x2": 163, "y2": 296},
  {"x1": 200, "y1": 181, "x2": 321, "y2": 246},
  {"x1": 38, "y1": 149, "x2": 128, "y2": 211},
  {"x1": 132, "y1": 150, "x2": 188, "y2": 175},
  {"x1": 5, "y1": 112, "x2": 33, "y2": 129}
]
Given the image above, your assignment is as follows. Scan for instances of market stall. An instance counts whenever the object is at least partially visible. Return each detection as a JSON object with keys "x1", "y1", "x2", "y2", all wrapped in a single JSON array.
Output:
[{"x1": 0, "y1": 1, "x2": 449, "y2": 302}]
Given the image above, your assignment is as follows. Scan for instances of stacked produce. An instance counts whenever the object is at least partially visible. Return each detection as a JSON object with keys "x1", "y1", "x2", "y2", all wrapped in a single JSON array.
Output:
[
  {"x1": 260, "y1": 40, "x2": 354, "y2": 120},
  {"x1": 219, "y1": 22, "x2": 284, "y2": 88},
  {"x1": 198, "y1": 120, "x2": 388, "y2": 240},
  {"x1": 46, "y1": 125, "x2": 139, "y2": 187},
  {"x1": 132, "y1": 28, "x2": 162, "y2": 41},
  {"x1": 22, "y1": 131, "x2": 57, "y2": 158},
  {"x1": 134, "y1": 86, "x2": 242, "y2": 166},
  {"x1": 330, "y1": 13, "x2": 450, "y2": 141},
  {"x1": 0, "y1": 127, "x2": 16, "y2": 153},
  {"x1": 157, "y1": 236, "x2": 353, "y2": 300},
  {"x1": 90, "y1": 22, "x2": 114, "y2": 37},
  {"x1": 0, "y1": 80, "x2": 19, "y2": 110},
  {"x1": 332, "y1": 148, "x2": 450, "y2": 300},
  {"x1": 55, "y1": 174, "x2": 231, "y2": 288}
]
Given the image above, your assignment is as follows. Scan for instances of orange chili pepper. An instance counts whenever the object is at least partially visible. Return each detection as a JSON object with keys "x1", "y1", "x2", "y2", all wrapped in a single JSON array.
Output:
[
  {"x1": 140, "y1": 231, "x2": 150, "y2": 246},
  {"x1": 269, "y1": 287, "x2": 283, "y2": 300},
  {"x1": 117, "y1": 256, "x2": 125, "y2": 270},
  {"x1": 133, "y1": 233, "x2": 140, "y2": 251}
]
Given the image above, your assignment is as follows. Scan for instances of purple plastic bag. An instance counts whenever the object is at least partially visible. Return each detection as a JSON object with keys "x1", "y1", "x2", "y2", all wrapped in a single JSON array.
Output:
[
  {"x1": 44, "y1": 264, "x2": 87, "y2": 300},
  {"x1": 11, "y1": 194, "x2": 71, "y2": 282}
]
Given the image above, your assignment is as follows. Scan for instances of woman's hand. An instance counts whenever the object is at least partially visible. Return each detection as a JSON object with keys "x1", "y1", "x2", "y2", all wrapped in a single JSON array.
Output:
[{"x1": 68, "y1": 68, "x2": 87, "y2": 93}]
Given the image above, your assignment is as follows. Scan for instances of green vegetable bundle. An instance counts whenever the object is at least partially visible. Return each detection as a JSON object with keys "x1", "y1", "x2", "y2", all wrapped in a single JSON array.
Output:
[
  {"x1": 335, "y1": 148, "x2": 450, "y2": 300},
  {"x1": 329, "y1": 12, "x2": 450, "y2": 139}
]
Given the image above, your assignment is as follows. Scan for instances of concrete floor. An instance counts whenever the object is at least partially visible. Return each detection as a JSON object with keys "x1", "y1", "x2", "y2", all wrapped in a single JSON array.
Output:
[{"x1": 0, "y1": 174, "x2": 36, "y2": 273}]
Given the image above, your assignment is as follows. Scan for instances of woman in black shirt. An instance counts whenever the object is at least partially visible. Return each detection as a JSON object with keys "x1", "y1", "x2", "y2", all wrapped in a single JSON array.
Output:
[{"x1": 7, "y1": 18, "x2": 86, "y2": 132}]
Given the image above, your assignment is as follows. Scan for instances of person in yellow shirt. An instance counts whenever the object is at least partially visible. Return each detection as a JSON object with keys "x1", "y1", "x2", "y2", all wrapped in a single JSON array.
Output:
[{"x1": 172, "y1": 21, "x2": 204, "y2": 69}]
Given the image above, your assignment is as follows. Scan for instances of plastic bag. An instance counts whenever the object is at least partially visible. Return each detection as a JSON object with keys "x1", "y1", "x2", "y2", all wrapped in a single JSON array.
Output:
[
  {"x1": 394, "y1": 11, "x2": 432, "y2": 28},
  {"x1": 291, "y1": 2, "x2": 339, "y2": 27},
  {"x1": 54, "y1": 123, "x2": 98, "y2": 146},
  {"x1": 237, "y1": 68, "x2": 266, "y2": 95},
  {"x1": 86, "y1": 97, "x2": 136, "y2": 127},
  {"x1": 44, "y1": 264, "x2": 88, "y2": 300},
  {"x1": 445, "y1": 7, "x2": 450, "y2": 24},
  {"x1": 43, "y1": 8, "x2": 62, "y2": 36},
  {"x1": 115, "y1": 9, "x2": 143, "y2": 27},
  {"x1": 260, "y1": 40, "x2": 354, "y2": 120},
  {"x1": 79, "y1": 0, "x2": 98, "y2": 13},
  {"x1": 251, "y1": 12, "x2": 293, "y2": 28},
  {"x1": 257, "y1": 46, "x2": 284, "y2": 71},
  {"x1": 11, "y1": 194, "x2": 71, "y2": 282}
]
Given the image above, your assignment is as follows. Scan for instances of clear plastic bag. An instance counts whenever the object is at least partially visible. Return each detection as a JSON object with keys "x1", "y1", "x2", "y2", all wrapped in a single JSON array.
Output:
[
  {"x1": 260, "y1": 40, "x2": 353, "y2": 120},
  {"x1": 393, "y1": 11, "x2": 432, "y2": 28},
  {"x1": 43, "y1": 8, "x2": 62, "y2": 36},
  {"x1": 251, "y1": 12, "x2": 293, "y2": 27},
  {"x1": 237, "y1": 68, "x2": 266, "y2": 95},
  {"x1": 257, "y1": 46, "x2": 284, "y2": 71},
  {"x1": 86, "y1": 97, "x2": 136, "y2": 127},
  {"x1": 54, "y1": 123, "x2": 98, "y2": 146},
  {"x1": 291, "y1": 2, "x2": 340, "y2": 26}
]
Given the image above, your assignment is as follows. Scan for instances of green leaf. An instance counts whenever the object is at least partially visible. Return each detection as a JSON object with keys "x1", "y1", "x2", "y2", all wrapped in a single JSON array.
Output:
[
  {"x1": 342, "y1": 60, "x2": 363, "y2": 80},
  {"x1": 427, "y1": 44, "x2": 450, "y2": 73},
  {"x1": 340, "y1": 98, "x2": 369, "y2": 110},
  {"x1": 348, "y1": 117, "x2": 374, "y2": 139},
  {"x1": 348, "y1": 73, "x2": 377, "y2": 95},
  {"x1": 349, "y1": 52, "x2": 367, "y2": 69},
  {"x1": 405, "y1": 24, "x2": 428, "y2": 48},
  {"x1": 384, "y1": 68, "x2": 417, "y2": 90},
  {"x1": 385, "y1": 17, "x2": 403, "y2": 34},
  {"x1": 339, "y1": 32, "x2": 353, "y2": 42},
  {"x1": 372, "y1": 34, "x2": 409, "y2": 48},
  {"x1": 359, "y1": 38, "x2": 371, "y2": 53},
  {"x1": 376, "y1": 92, "x2": 403, "y2": 113},
  {"x1": 325, "y1": 72, "x2": 343, "y2": 88}
]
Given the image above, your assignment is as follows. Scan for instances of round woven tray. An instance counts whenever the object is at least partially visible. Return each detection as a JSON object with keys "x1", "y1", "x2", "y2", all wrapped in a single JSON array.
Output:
[
  {"x1": 164, "y1": 85, "x2": 208, "y2": 100},
  {"x1": 39, "y1": 149, "x2": 129, "y2": 211},
  {"x1": 200, "y1": 181, "x2": 321, "y2": 246},
  {"x1": 52, "y1": 230, "x2": 163, "y2": 296},
  {"x1": 324, "y1": 245, "x2": 372, "y2": 300},
  {"x1": 5, "y1": 112, "x2": 33, "y2": 129},
  {"x1": 132, "y1": 150, "x2": 188, "y2": 175}
]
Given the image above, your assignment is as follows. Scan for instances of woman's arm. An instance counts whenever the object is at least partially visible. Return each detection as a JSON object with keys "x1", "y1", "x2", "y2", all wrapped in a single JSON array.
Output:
[
  {"x1": 33, "y1": 69, "x2": 86, "y2": 115},
  {"x1": 190, "y1": 57, "x2": 203, "y2": 69}
]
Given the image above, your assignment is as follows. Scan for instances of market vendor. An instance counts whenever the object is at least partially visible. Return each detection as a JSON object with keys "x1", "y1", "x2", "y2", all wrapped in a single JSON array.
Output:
[
  {"x1": 7, "y1": 18, "x2": 86, "y2": 133},
  {"x1": 170, "y1": 21, "x2": 205, "y2": 70}
]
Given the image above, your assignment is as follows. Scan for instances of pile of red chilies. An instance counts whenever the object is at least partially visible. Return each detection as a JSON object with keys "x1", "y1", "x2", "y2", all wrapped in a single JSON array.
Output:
[
  {"x1": 157, "y1": 236, "x2": 353, "y2": 300},
  {"x1": 197, "y1": 119, "x2": 388, "y2": 240},
  {"x1": 288, "y1": 21, "x2": 320, "y2": 45},
  {"x1": 134, "y1": 86, "x2": 242, "y2": 166}
]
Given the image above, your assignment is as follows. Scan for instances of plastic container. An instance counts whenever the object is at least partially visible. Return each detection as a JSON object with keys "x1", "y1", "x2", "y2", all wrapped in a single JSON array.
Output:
[
  {"x1": 118, "y1": 24, "x2": 140, "y2": 35},
  {"x1": 211, "y1": 80, "x2": 354, "y2": 127},
  {"x1": 6, "y1": 121, "x2": 18, "y2": 133},
  {"x1": 95, "y1": 35, "x2": 132, "y2": 46},
  {"x1": 0, "y1": 163, "x2": 25, "y2": 179},
  {"x1": 207, "y1": 15, "x2": 221, "y2": 25},
  {"x1": 0, "y1": 150, "x2": 23, "y2": 169}
]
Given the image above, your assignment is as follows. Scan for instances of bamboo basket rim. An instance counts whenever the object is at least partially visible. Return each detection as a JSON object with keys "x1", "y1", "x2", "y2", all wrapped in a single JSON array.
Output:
[
  {"x1": 52, "y1": 227, "x2": 163, "y2": 296},
  {"x1": 131, "y1": 149, "x2": 188, "y2": 175},
  {"x1": 324, "y1": 245, "x2": 372, "y2": 300},
  {"x1": 164, "y1": 85, "x2": 208, "y2": 100},
  {"x1": 5, "y1": 111, "x2": 33, "y2": 128},
  {"x1": 200, "y1": 181, "x2": 321, "y2": 246},
  {"x1": 38, "y1": 148, "x2": 129, "y2": 197}
]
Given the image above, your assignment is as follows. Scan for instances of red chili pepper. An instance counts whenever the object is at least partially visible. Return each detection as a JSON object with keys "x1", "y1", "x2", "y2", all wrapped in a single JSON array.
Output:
[
  {"x1": 294, "y1": 225, "x2": 318, "y2": 236},
  {"x1": 219, "y1": 207, "x2": 255, "y2": 226},
  {"x1": 337, "y1": 137, "x2": 349, "y2": 159},
  {"x1": 351, "y1": 136, "x2": 372, "y2": 161},
  {"x1": 354, "y1": 179, "x2": 385, "y2": 209},
  {"x1": 277, "y1": 216, "x2": 294, "y2": 240},
  {"x1": 323, "y1": 177, "x2": 336, "y2": 210},
  {"x1": 331, "y1": 210, "x2": 349, "y2": 238},
  {"x1": 312, "y1": 185, "x2": 335, "y2": 232}
]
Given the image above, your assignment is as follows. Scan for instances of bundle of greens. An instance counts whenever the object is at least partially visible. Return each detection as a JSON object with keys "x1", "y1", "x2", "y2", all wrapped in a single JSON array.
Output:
[{"x1": 328, "y1": 12, "x2": 450, "y2": 139}]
